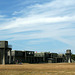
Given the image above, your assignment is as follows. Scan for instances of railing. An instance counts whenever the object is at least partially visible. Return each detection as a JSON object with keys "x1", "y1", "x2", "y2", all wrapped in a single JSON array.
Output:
[{"x1": 8, "y1": 45, "x2": 12, "y2": 48}]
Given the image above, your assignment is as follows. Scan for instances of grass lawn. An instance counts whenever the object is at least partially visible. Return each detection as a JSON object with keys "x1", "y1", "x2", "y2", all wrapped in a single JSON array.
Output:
[{"x1": 0, "y1": 63, "x2": 75, "y2": 75}]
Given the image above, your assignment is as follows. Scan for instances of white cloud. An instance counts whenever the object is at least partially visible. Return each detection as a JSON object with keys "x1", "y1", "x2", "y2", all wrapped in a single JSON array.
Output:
[{"x1": 0, "y1": 15, "x2": 75, "y2": 30}]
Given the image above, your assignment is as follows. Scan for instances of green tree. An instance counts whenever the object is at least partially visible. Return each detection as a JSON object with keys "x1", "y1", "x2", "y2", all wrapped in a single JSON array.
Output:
[{"x1": 71, "y1": 54, "x2": 75, "y2": 61}]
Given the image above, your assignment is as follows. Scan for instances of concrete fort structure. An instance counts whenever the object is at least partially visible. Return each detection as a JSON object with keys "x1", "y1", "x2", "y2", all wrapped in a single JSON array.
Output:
[
  {"x1": 0, "y1": 41, "x2": 72, "y2": 64},
  {"x1": 65, "y1": 50, "x2": 71, "y2": 63},
  {"x1": 0, "y1": 41, "x2": 12, "y2": 64}
]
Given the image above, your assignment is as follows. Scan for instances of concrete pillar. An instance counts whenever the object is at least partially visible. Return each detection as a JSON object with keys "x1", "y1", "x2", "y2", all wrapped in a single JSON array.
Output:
[
  {"x1": 13, "y1": 56, "x2": 15, "y2": 63},
  {"x1": 68, "y1": 57, "x2": 71, "y2": 63},
  {"x1": 6, "y1": 50, "x2": 8, "y2": 64},
  {"x1": 34, "y1": 57, "x2": 35, "y2": 63},
  {"x1": 31, "y1": 57, "x2": 32, "y2": 63},
  {"x1": 43, "y1": 57, "x2": 45, "y2": 62},
  {"x1": 3, "y1": 48, "x2": 5, "y2": 65},
  {"x1": 66, "y1": 50, "x2": 71, "y2": 63},
  {"x1": 9, "y1": 50, "x2": 11, "y2": 64},
  {"x1": 25, "y1": 52, "x2": 27, "y2": 63}
]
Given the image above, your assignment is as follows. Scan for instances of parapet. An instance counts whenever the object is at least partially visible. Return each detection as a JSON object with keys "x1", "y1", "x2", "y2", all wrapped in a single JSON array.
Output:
[{"x1": 66, "y1": 49, "x2": 71, "y2": 54}]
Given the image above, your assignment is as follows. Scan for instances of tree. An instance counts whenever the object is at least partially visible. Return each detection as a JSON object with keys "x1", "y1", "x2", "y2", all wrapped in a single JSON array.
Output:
[{"x1": 71, "y1": 54, "x2": 75, "y2": 61}]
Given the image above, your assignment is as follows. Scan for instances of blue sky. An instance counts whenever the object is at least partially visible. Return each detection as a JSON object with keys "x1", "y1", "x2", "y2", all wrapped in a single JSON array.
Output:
[{"x1": 0, "y1": 0, "x2": 75, "y2": 53}]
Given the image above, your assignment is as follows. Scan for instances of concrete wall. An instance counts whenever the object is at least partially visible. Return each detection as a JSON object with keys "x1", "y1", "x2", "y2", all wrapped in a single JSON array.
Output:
[{"x1": 0, "y1": 41, "x2": 8, "y2": 48}]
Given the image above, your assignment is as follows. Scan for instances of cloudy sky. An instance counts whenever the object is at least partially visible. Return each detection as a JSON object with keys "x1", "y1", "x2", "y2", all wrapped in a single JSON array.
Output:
[{"x1": 0, "y1": 0, "x2": 75, "y2": 53}]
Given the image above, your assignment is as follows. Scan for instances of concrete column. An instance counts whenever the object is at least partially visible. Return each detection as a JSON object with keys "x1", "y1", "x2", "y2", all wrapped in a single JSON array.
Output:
[
  {"x1": 67, "y1": 55, "x2": 71, "y2": 63},
  {"x1": 6, "y1": 50, "x2": 8, "y2": 64},
  {"x1": 3, "y1": 48, "x2": 5, "y2": 65},
  {"x1": 25, "y1": 52, "x2": 27, "y2": 63},
  {"x1": 13, "y1": 56, "x2": 15, "y2": 63},
  {"x1": 9, "y1": 50, "x2": 11, "y2": 64},
  {"x1": 68, "y1": 57, "x2": 71, "y2": 63},
  {"x1": 66, "y1": 50, "x2": 71, "y2": 63},
  {"x1": 34, "y1": 57, "x2": 35, "y2": 63},
  {"x1": 43, "y1": 57, "x2": 45, "y2": 62}
]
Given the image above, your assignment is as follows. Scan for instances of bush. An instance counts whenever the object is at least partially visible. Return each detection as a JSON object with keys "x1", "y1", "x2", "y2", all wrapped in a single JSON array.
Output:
[{"x1": 71, "y1": 54, "x2": 75, "y2": 61}]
